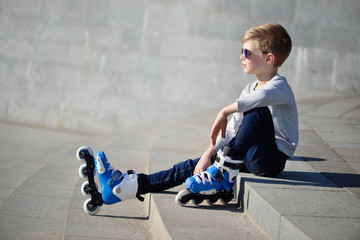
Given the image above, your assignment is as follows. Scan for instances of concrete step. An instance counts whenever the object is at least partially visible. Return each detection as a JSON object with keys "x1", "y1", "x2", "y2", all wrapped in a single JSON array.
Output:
[
  {"x1": 0, "y1": 123, "x2": 156, "y2": 240},
  {"x1": 238, "y1": 94, "x2": 360, "y2": 239},
  {"x1": 0, "y1": 122, "x2": 91, "y2": 239},
  {"x1": 1, "y1": 94, "x2": 358, "y2": 240},
  {"x1": 147, "y1": 112, "x2": 267, "y2": 239},
  {"x1": 64, "y1": 130, "x2": 163, "y2": 240},
  {"x1": 0, "y1": 115, "x2": 267, "y2": 240},
  {"x1": 147, "y1": 94, "x2": 360, "y2": 240},
  {"x1": 239, "y1": 158, "x2": 360, "y2": 240}
]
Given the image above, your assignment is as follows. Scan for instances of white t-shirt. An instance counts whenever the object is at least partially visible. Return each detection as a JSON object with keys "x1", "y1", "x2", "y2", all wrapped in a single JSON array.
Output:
[{"x1": 214, "y1": 74, "x2": 298, "y2": 157}]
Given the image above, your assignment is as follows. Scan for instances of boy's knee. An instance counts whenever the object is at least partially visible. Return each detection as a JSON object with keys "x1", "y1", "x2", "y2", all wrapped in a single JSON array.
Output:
[
  {"x1": 244, "y1": 106, "x2": 271, "y2": 117},
  {"x1": 243, "y1": 107, "x2": 272, "y2": 123}
]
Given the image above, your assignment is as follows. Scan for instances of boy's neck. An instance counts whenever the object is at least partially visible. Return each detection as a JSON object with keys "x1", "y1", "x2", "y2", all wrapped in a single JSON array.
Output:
[{"x1": 256, "y1": 68, "x2": 278, "y2": 88}]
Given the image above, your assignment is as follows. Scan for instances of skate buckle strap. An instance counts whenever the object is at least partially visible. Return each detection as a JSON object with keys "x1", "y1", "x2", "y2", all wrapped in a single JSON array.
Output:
[
  {"x1": 213, "y1": 170, "x2": 223, "y2": 182},
  {"x1": 136, "y1": 194, "x2": 144, "y2": 202},
  {"x1": 213, "y1": 170, "x2": 231, "y2": 192},
  {"x1": 126, "y1": 170, "x2": 144, "y2": 202},
  {"x1": 108, "y1": 170, "x2": 123, "y2": 186},
  {"x1": 215, "y1": 159, "x2": 242, "y2": 170},
  {"x1": 222, "y1": 146, "x2": 243, "y2": 160},
  {"x1": 220, "y1": 181, "x2": 231, "y2": 192}
]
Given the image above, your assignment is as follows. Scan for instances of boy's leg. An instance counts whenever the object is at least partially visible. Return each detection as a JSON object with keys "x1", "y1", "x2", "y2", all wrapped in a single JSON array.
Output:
[
  {"x1": 177, "y1": 107, "x2": 283, "y2": 202},
  {"x1": 244, "y1": 145, "x2": 287, "y2": 176},
  {"x1": 227, "y1": 107, "x2": 287, "y2": 176},
  {"x1": 94, "y1": 151, "x2": 199, "y2": 203},
  {"x1": 137, "y1": 158, "x2": 200, "y2": 195}
]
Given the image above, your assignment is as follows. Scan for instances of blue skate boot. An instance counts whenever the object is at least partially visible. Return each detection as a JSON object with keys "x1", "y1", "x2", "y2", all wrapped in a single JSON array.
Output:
[
  {"x1": 95, "y1": 151, "x2": 144, "y2": 205},
  {"x1": 76, "y1": 146, "x2": 144, "y2": 215},
  {"x1": 175, "y1": 148, "x2": 242, "y2": 206}
]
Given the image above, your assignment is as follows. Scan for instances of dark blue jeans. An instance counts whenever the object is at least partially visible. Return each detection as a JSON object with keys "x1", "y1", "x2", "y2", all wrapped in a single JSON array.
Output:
[
  {"x1": 137, "y1": 158, "x2": 200, "y2": 195},
  {"x1": 227, "y1": 107, "x2": 287, "y2": 176},
  {"x1": 137, "y1": 107, "x2": 287, "y2": 195}
]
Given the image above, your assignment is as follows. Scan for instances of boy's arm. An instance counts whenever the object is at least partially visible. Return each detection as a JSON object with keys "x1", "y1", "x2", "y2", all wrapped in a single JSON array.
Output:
[
  {"x1": 210, "y1": 102, "x2": 238, "y2": 146},
  {"x1": 194, "y1": 102, "x2": 237, "y2": 174},
  {"x1": 194, "y1": 100, "x2": 237, "y2": 175}
]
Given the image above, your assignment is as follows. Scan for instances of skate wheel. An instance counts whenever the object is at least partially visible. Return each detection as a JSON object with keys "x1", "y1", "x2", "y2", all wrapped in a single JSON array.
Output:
[
  {"x1": 206, "y1": 196, "x2": 218, "y2": 206},
  {"x1": 83, "y1": 198, "x2": 100, "y2": 215},
  {"x1": 76, "y1": 146, "x2": 94, "y2": 162},
  {"x1": 191, "y1": 196, "x2": 203, "y2": 206},
  {"x1": 81, "y1": 181, "x2": 99, "y2": 196},
  {"x1": 78, "y1": 164, "x2": 96, "y2": 179},
  {"x1": 220, "y1": 192, "x2": 234, "y2": 204},
  {"x1": 175, "y1": 189, "x2": 191, "y2": 206}
]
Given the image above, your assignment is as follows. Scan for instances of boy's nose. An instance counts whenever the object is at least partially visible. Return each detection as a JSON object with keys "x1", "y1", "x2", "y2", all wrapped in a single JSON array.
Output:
[{"x1": 240, "y1": 54, "x2": 245, "y2": 60}]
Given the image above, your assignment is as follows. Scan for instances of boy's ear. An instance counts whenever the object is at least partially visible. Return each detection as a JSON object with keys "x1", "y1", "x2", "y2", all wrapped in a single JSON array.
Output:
[{"x1": 265, "y1": 53, "x2": 275, "y2": 65}]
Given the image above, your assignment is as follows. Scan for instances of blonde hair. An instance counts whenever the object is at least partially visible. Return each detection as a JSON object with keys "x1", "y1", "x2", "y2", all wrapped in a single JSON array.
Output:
[{"x1": 242, "y1": 23, "x2": 292, "y2": 67}]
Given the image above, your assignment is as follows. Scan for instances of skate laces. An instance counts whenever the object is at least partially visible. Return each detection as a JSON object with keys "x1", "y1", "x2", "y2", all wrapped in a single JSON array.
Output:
[
  {"x1": 99, "y1": 154, "x2": 116, "y2": 175},
  {"x1": 106, "y1": 161, "x2": 116, "y2": 175},
  {"x1": 194, "y1": 171, "x2": 214, "y2": 185},
  {"x1": 194, "y1": 162, "x2": 227, "y2": 185}
]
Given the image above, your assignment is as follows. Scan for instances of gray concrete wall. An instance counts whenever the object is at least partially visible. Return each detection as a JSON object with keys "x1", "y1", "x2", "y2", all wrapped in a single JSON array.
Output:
[{"x1": 0, "y1": 0, "x2": 359, "y2": 133}]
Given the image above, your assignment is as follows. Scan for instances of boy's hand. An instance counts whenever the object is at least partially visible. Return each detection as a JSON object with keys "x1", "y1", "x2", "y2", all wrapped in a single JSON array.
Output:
[{"x1": 193, "y1": 147, "x2": 216, "y2": 175}]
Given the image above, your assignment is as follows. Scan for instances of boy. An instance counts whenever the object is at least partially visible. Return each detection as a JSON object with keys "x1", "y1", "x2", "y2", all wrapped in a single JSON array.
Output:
[{"x1": 80, "y1": 23, "x2": 298, "y2": 210}]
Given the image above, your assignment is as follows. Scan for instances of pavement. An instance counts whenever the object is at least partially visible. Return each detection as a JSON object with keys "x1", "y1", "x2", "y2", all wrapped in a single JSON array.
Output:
[
  {"x1": 0, "y1": 93, "x2": 359, "y2": 239},
  {"x1": 239, "y1": 93, "x2": 360, "y2": 239}
]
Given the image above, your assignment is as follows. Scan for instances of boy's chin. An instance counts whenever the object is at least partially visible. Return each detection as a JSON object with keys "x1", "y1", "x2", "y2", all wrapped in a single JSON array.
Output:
[{"x1": 243, "y1": 69, "x2": 252, "y2": 75}]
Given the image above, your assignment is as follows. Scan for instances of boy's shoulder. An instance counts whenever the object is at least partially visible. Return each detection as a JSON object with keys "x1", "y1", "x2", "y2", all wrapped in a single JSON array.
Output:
[
  {"x1": 268, "y1": 74, "x2": 291, "y2": 89},
  {"x1": 270, "y1": 74, "x2": 287, "y2": 83}
]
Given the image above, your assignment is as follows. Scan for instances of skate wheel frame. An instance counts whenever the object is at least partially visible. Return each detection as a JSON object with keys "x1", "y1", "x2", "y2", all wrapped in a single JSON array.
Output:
[
  {"x1": 175, "y1": 188, "x2": 234, "y2": 207},
  {"x1": 78, "y1": 164, "x2": 96, "y2": 179},
  {"x1": 219, "y1": 192, "x2": 234, "y2": 204},
  {"x1": 81, "y1": 181, "x2": 99, "y2": 197},
  {"x1": 205, "y1": 196, "x2": 219, "y2": 205},
  {"x1": 191, "y1": 196, "x2": 204, "y2": 206},
  {"x1": 76, "y1": 146, "x2": 103, "y2": 215}
]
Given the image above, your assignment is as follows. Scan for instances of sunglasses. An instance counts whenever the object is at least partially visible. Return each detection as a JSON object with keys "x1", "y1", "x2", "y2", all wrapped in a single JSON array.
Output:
[
  {"x1": 241, "y1": 48, "x2": 250, "y2": 59},
  {"x1": 241, "y1": 48, "x2": 249, "y2": 59},
  {"x1": 242, "y1": 48, "x2": 269, "y2": 59}
]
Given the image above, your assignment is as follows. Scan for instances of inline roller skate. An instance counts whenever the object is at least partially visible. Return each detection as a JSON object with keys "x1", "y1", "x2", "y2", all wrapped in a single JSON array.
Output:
[
  {"x1": 76, "y1": 146, "x2": 143, "y2": 215},
  {"x1": 175, "y1": 148, "x2": 242, "y2": 206}
]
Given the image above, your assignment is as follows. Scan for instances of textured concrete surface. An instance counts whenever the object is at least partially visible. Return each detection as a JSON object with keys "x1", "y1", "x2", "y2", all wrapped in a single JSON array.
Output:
[
  {"x1": 146, "y1": 113, "x2": 267, "y2": 239},
  {"x1": 0, "y1": 93, "x2": 359, "y2": 239},
  {"x1": 0, "y1": 123, "x2": 154, "y2": 240},
  {"x1": 240, "y1": 94, "x2": 360, "y2": 239},
  {"x1": 0, "y1": 117, "x2": 267, "y2": 240},
  {"x1": 1, "y1": 0, "x2": 359, "y2": 134},
  {"x1": 0, "y1": 1, "x2": 359, "y2": 239}
]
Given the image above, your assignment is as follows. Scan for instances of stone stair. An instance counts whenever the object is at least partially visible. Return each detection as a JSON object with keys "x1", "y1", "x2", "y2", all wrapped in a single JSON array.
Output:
[{"x1": 0, "y1": 94, "x2": 359, "y2": 239}]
